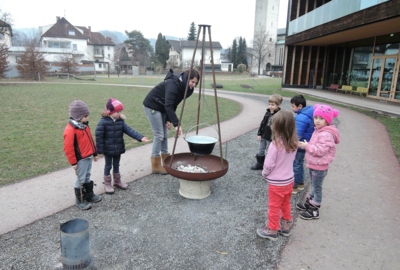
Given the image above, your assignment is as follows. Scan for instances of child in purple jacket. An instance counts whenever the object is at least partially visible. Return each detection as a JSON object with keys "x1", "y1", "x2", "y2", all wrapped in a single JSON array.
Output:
[
  {"x1": 257, "y1": 110, "x2": 298, "y2": 241},
  {"x1": 297, "y1": 104, "x2": 341, "y2": 220}
]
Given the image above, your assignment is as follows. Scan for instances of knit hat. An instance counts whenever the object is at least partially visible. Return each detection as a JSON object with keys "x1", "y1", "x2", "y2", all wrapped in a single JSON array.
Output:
[
  {"x1": 106, "y1": 99, "x2": 124, "y2": 115},
  {"x1": 69, "y1": 99, "x2": 90, "y2": 121},
  {"x1": 313, "y1": 104, "x2": 339, "y2": 125}
]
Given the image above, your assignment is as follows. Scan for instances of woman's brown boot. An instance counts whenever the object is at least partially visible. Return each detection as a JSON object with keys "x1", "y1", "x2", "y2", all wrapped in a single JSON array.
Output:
[{"x1": 151, "y1": 156, "x2": 168, "y2": 175}]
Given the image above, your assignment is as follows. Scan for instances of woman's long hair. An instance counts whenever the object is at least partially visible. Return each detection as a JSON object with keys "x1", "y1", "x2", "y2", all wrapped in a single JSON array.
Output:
[
  {"x1": 271, "y1": 110, "x2": 298, "y2": 153},
  {"x1": 185, "y1": 68, "x2": 200, "y2": 81}
]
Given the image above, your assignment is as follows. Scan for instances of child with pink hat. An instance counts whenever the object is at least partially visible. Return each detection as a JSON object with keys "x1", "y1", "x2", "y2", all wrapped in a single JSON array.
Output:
[
  {"x1": 297, "y1": 104, "x2": 341, "y2": 220},
  {"x1": 96, "y1": 98, "x2": 150, "y2": 194}
]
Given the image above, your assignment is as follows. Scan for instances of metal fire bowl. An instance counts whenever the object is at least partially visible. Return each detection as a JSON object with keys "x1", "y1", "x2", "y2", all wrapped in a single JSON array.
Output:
[{"x1": 164, "y1": 153, "x2": 229, "y2": 181}]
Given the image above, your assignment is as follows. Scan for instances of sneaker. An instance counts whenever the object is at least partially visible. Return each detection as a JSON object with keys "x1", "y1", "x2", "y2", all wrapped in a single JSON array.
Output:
[
  {"x1": 256, "y1": 227, "x2": 278, "y2": 241},
  {"x1": 296, "y1": 196, "x2": 311, "y2": 211},
  {"x1": 300, "y1": 205, "x2": 320, "y2": 220},
  {"x1": 292, "y1": 187, "x2": 299, "y2": 195},
  {"x1": 298, "y1": 184, "x2": 304, "y2": 190},
  {"x1": 278, "y1": 219, "x2": 293, "y2": 237}
]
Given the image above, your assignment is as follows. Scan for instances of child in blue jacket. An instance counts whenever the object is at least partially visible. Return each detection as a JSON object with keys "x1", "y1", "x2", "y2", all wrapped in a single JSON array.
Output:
[
  {"x1": 96, "y1": 99, "x2": 149, "y2": 194},
  {"x1": 290, "y1": 95, "x2": 315, "y2": 194}
]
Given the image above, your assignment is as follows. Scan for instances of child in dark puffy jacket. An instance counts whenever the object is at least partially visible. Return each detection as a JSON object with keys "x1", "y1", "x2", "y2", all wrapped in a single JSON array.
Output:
[
  {"x1": 290, "y1": 95, "x2": 315, "y2": 194},
  {"x1": 64, "y1": 99, "x2": 101, "y2": 210},
  {"x1": 250, "y1": 94, "x2": 282, "y2": 170},
  {"x1": 96, "y1": 99, "x2": 149, "y2": 194}
]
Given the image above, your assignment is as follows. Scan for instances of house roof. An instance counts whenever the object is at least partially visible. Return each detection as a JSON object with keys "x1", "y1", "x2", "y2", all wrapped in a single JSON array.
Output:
[
  {"x1": 167, "y1": 40, "x2": 222, "y2": 52},
  {"x1": 0, "y1": 19, "x2": 13, "y2": 37},
  {"x1": 41, "y1": 17, "x2": 87, "y2": 40},
  {"x1": 76, "y1": 26, "x2": 115, "y2": 46},
  {"x1": 41, "y1": 17, "x2": 115, "y2": 46}
]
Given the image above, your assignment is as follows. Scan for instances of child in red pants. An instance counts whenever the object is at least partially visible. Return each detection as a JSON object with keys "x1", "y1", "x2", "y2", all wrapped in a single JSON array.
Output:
[{"x1": 257, "y1": 110, "x2": 298, "y2": 241}]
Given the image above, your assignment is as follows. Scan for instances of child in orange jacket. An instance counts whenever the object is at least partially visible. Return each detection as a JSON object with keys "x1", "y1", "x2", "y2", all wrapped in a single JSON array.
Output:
[{"x1": 64, "y1": 99, "x2": 101, "y2": 210}]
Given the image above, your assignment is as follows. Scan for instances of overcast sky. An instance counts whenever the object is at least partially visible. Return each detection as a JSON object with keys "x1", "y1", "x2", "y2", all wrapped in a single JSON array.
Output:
[{"x1": 0, "y1": 0, "x2": 288, "y2": 48}]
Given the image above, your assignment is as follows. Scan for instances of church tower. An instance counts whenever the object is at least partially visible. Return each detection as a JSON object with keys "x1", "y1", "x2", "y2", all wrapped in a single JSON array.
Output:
[{"x1": 252, "y1": 0, "x2": 280, "y2": 74}]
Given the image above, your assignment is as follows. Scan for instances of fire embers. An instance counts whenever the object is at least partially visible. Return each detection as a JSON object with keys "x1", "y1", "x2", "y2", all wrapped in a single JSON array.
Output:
[{"x1": 176, "y1": 164, "x2": 209, "y2": 173}]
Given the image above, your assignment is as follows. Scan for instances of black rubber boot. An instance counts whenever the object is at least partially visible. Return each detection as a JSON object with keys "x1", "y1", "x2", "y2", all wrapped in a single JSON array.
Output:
[
  {"x1": 250, "y1": 154, "x2": 265, "y2": 170},
  {"x1": 83, "y1": 181, "x2": 102, "y2": 203},
  {"x1": 74, "y1": 188, "x2": 92, "y2": 210}
]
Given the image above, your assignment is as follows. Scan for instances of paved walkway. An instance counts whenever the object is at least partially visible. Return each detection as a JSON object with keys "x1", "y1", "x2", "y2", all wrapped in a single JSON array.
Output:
[
  {"x1": 284, "y1": 87, "x2": 400, "y2": 116},
  {"x1": 279, "y1": 88, "x2": 400, "y2": 269},
  {"x1": 0, "y1": 87, "x2": 399, "y2": 269}
]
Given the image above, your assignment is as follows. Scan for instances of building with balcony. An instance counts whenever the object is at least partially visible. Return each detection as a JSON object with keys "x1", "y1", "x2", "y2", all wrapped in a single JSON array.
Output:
[
  {"x1": 39, "y1": 16, "x2": 115, "y2": 73},
  {"x1": 283, "y1": 0, "x2": 400, "y2": 103}
]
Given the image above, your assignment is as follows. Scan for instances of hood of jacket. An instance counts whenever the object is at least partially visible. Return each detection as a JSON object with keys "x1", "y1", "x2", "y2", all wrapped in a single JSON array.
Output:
[{"x1": 317, "y1": 125, "x2": 340, "y2": 144}]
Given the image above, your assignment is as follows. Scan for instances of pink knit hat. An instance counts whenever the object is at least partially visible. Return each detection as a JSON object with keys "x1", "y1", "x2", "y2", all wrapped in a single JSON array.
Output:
[
  {"x1": 106, "y1": 99, "x2": 124, "y2": 115},
  {"x1": 313, "y1": 104, "x2": 339, "y2": 125}
]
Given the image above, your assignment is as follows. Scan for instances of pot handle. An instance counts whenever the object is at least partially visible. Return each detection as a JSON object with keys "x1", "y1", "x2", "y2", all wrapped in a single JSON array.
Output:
[{"x1": 184, "y1": 123, "x2": 218, "y2": 140}]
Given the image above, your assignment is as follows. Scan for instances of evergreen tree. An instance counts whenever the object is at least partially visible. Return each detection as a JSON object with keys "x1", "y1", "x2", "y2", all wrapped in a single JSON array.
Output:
[
  {"x1": 0, "y1": 45, "x2": 10, "y2": 77},
  {"x1": 155, "y1": 33, "x2": 171, "y2": 68},
  {"x1": 237, "y1": 37, "x2": 244, "y2": 65},
  {"x1": 231, "y1": 39, "x2": 238, "y2": 68},
  {"x1": 237, "y1": 37, "x2": 248, "y2": 67},
  {"x1": 187, "y1": 22, "x2": 197, "y2": 41},
  {"x1": 242, "y1": 38, "x2": 248, "y2": 66},
  {"x1": 124, "y1": 30, "x2": 154, "y2": 67}
]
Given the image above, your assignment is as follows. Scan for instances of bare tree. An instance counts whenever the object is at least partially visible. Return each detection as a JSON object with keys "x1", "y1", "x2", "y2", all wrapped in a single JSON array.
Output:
[
  {"x1": 17, "y1": 41, "x2": 49, "y2": 80},
  {"x1": 58, "y1": 53, "x2": 79, "y2": 74},
  {"x1": 251, "y1": 30, "x2": 274, "y2": 75}
]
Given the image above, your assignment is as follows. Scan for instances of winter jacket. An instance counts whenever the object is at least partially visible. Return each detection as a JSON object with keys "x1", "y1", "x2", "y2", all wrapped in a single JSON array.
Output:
[
  {"x1": 294, "y1": 106, "x2": 315, "y2": 152},
  {"x1": 257, "y1": 108, "x2": 281, "y2": 140},
  {"x1": 142, "y1": 69, "x2": 194, "y2": 127},
  {"x1": 63, "y1": 120, "x2": 97, "y2": 166},
  {"x1": 305, "y1": 125, "x2": 340, "y2": 171},
  {"x1": 95, "y1": 116, "x2": 144, "y2": 156},
  {"x1": 262, "y1": 139, "x2": 297, "y2": 186}
]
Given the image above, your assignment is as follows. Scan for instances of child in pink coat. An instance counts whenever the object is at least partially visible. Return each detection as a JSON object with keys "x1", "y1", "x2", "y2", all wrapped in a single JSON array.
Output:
[
  {"x1": 257, "y1": 110, "x2": 298, "y2": 241},
  {"x1": 297, "y1": 104, "x2": 341, "y2": 220}
]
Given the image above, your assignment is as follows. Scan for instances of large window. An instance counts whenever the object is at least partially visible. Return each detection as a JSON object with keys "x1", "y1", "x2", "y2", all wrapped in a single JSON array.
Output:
[
  {"x1": 349, "y1": 46, "x2": 373, "y2": 87},
  {"x1": 48, "y1": 41, "x2": 71, "y2": 49}
]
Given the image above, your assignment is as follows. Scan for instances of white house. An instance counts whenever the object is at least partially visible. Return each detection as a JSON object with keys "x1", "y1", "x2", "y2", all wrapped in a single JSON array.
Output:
[
  {"x1": 4, "y1": 16, "x2": 116, "y2": 77},
  {"x1": 167, "y1": 40, "x2": 223, "y2": 71},
  {"x1": 39, "y1": 17, "x2": 116, "y2": 73}
]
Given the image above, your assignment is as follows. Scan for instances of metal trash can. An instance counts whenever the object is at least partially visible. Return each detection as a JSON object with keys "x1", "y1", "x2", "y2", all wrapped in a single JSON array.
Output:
[{"x1": 60, "y1": 218, "x2": 91, "y2": 269}]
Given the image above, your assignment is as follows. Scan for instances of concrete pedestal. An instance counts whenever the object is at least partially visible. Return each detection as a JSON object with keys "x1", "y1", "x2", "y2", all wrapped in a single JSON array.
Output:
[{"x1": 178, "y1": 179, "x2": 211, "y2": 199}]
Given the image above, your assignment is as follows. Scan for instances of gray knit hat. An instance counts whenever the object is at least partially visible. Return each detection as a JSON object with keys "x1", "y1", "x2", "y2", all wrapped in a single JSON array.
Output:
[{"x1": 69, "y1": 100, "x2": 90, "y2": 121}]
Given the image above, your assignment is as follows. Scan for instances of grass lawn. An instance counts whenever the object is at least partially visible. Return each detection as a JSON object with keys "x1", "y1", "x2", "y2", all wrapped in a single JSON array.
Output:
[
  {"x1": 0, "y1": 74, "x2": 398, "y2": 186},
  {"x1": 0, "y1": 82, "x2": 241, "y2": 186}
]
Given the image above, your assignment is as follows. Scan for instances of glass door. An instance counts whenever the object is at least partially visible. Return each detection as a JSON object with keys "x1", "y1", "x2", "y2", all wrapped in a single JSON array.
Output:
[
  {"x1": 369, "y1": 58, "x2": 381, "y2": 97},
  {"x1": 380, "y1": 57, "x2": 396, "y2": 100},
  {"x1": 369, "y1": 56, "x2": 398, "y2": 100}
]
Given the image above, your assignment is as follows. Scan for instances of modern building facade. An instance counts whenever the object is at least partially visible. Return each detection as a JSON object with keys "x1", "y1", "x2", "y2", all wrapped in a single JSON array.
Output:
[{"x1": 283, "y1": 0, "x2": 400, "y2": 103}]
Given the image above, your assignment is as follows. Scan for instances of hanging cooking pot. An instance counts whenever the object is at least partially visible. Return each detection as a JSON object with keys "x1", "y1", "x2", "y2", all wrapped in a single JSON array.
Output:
[{"x1": 184, "y1": 124, "x2": 218, "y2": 155}]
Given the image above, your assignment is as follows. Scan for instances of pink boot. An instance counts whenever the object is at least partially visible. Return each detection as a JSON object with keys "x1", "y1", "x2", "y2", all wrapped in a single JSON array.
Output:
[
  {"x1": 103, "y1": 175, "x2": 114, "y2": 194},
  {"x1": 113, "y1": 173, "x2": 128, "y2": 190}
]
